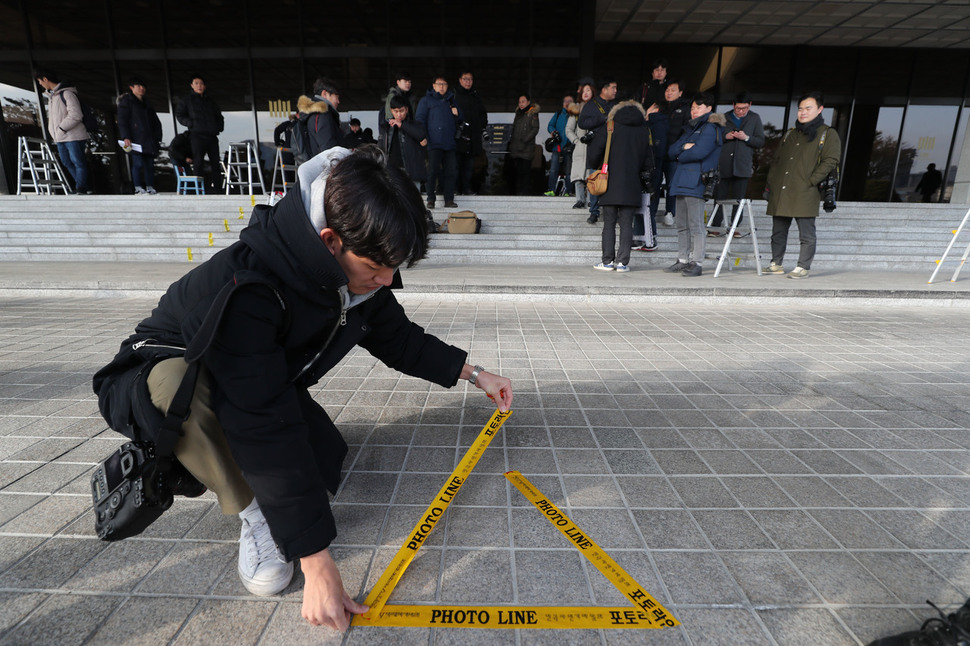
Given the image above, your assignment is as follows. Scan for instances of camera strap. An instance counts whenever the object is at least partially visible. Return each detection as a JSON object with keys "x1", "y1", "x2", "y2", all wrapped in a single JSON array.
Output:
[{"x1": 153, "y1": 361, "x2": 200, "y2": 457}]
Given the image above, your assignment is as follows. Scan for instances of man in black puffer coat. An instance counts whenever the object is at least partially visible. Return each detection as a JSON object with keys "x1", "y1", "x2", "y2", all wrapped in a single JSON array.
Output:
[
  {"x1": 92, "y1": 146, "x2": 512, "y2": 633},
  {"x1": 587, "y1": 100, "x2": 656, "y2": 272},
  {"x1": 175, "y1": 74, "x2": 224, "y2": 192}
]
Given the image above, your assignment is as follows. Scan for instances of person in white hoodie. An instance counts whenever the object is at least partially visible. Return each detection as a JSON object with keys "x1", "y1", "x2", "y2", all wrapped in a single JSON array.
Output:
[{"x1": 36, "y1": 68, "x2": 92, "y2": 194}]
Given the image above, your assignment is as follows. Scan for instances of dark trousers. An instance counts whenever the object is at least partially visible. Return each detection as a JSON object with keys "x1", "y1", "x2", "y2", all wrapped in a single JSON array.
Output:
[
  {"x1": 190, "y1": 133, "x2": 223, "y2": 192},
  {"x1": 130, "y1": 152, "x2": 156, "y2": 189},
  {"x1": 512, "y1": 157, "x2": 531, "y2": 196},
  {"x1": 601, "y1": 205, "x2": 635, "y2": 266},
  {"x1": 662, "y1": 160, "x2": 677, "y2": 214},
  {"x1": 427, "y1": 148, "x2": 456, "y2": 203},
  {"x1": 711, "y1": 176, "x2": 750, "y2": 227},
  {"x1": 771, "y1": 216, "x2": 817, "y2": 270},
  {"x1": 457, "y1": 151, "x2": 475, "y2": 194}
]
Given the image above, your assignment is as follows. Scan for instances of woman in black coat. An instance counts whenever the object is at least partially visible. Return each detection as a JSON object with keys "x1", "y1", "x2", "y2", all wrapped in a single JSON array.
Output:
[
  {"x1": 117, "y1": 78, "x2": 163, "y2": 194},
  {"x1": 587, "y1": 100, "x2": 655, "y2": 272}
]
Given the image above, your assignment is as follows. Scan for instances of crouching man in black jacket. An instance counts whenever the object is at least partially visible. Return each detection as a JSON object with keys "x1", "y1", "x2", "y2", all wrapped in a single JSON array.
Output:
[{"x1": 93, "y1": 145, "x2": 512, "y2": 632}]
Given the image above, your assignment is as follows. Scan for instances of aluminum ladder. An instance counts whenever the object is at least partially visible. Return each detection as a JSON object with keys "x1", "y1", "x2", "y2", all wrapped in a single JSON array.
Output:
[
  {"x1": 16, "y1": 136, "x2": 71, "y2": 195},
  {"x1": 928, "y1": 205, "x2": 970, "y2": 283},
  {"x1": 224, "y1": 141, "x2": 266, "y2": 195},
  {"x1": 270, "y1": 146, "x2": 297, "y2": 195},
  {"x1": 705, "y1": 198, "x2": 764, "y2": 277}
]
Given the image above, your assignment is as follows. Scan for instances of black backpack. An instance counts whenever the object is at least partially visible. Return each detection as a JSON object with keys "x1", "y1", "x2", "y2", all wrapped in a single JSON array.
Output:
[
  {"x1": 290, "y1": 113, "x2": 315, "y2": 164},
  {"x1": 60, "y1": 91, "x2": 98, "y2": 133}
]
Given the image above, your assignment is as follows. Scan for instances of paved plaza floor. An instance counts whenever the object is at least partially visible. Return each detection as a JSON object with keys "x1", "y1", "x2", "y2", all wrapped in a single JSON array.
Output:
[{"x1": 1, "y1": 296, "x2": 969, "y2": 645}]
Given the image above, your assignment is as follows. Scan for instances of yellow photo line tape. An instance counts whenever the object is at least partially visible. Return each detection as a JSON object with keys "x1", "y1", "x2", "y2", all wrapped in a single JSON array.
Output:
[
  {"x1": 362, "y1": 605, "x2": 666, "y2": 629},
  {"x1": 355, "y1": 409, "x2": 512, "y2": 621},
  {"x1": 506, "y1": 470, "x2": 679, "y2": 629}
]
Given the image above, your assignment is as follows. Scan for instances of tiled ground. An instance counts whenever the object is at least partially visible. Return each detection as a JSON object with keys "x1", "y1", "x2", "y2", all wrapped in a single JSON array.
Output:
[{"x1": 1, "y1": 297, "x2": 969, "y2": 646}]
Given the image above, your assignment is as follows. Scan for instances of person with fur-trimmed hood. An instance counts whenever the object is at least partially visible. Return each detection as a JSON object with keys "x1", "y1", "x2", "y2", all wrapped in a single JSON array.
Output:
[
  {"x1": 297, "y1": 77, "x2": 343, "y2": 156},
  {"x1": 664, "y1": 92, "x2": 726, "y2": 277},
  {"x1": 586, "y1": 100, "x2": 656, "y2": 273},
  {"x1": 509, "y1": 93, "x2": 540, "y2": 195}
]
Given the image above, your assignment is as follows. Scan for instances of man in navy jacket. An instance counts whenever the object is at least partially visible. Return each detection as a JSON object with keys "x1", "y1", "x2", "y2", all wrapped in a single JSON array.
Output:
[{"x1": 416, "y1": 75, "x2": 461, "y2": 208}]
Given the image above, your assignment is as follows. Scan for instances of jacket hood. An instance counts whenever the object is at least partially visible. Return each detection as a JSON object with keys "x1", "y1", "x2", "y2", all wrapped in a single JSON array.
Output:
[
  {"x1": 566, "y1": 102, "x2": 582, "y2": 116},
  {"x1": 517, "y1": 102, "x2": 540, "y2": 115},
  {"x1": 607, "y1": 100, "x2": 646, "y2": 125},
  {"x1": 297, "y1": 95, "x2": 331, "y2": 114},
  {"x1": 708, "y1": 112, "x2": 727, "y2": 127},
  {"x1": 425, "y1": 88, "x2": 455, "y2": 101}
]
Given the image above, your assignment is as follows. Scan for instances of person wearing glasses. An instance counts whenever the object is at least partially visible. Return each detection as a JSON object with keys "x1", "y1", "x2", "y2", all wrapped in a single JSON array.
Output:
[{"x1": 416, "y1": 75, "x2": 462, "y2": 209}]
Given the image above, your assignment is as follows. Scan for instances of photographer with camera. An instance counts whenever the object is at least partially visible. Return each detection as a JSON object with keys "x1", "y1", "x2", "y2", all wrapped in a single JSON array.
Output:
[
  {"x1": 578, "y1": 78, "x2": 620, "y2": 224},
  {"x1": 93, "y1": 146, "x2": 513, "y2": 632},
  {"x1": 708, "y1": 91, "x2": 765, "y2": 234},
  {"x1": 566, "y1": 82, "x2": 595, "y2": 210},
  {"x1": 663, "y1": 92, "x2": 725, "y2": 277},
  {"x1": 543, "y1": 94, "x2": 574, "y2": 196},
  {"x1": 764, "y1": 91, "x2": 842, "y2": 279}
]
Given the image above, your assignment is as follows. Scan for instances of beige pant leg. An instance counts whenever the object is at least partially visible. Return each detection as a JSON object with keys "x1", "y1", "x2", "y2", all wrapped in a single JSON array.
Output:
[{"x1": 146, "y1": 357, "x2": 253, "y2": 514}]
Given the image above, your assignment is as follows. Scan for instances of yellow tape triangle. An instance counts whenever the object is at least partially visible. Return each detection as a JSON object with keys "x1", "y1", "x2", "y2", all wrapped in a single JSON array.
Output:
[{"x1": 352, "y1": 410, "x2": 678, "y2": 630}]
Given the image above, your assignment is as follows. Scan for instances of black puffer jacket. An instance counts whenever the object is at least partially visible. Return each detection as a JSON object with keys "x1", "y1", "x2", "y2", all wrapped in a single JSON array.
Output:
[
  {"x1": 297, "y1": 95, "x2": 342, "y2": 155},
  {"x1": 175, "y1": 91, "x2": 224, "y2": 136},
  {"x1": 379, "y1": 116, "x2": 428, "y2": 182},
  {"x1": 94, "y1": 188, "x2": 467, "y2": 561},
  {"x1": 587, "y1": 101, "x2": 656, "y2": 207},
  {"x1": 117, "y1": 93, "x2": 163, "y2": 155}
]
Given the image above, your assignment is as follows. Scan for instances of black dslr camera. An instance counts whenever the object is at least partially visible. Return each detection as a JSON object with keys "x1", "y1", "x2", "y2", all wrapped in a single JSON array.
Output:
[
  {"x1": 819, "y1": 171, "x2": 838, "y2": 212},
  {"x1": 701, "y1": 168, "x2": 720, "y2": 201},
  {"x1": 639, "y1": 170, "x2": 654, "y2": 195},
  {"x1": 91, "y1": 441, "x2": 172, "y2": 541},
  {"x1": 580, "y1": 130, "x2": 595, "y2": 145},
  {"x1": 91, "y1": 442, "x2": 205, "y2": 540}
]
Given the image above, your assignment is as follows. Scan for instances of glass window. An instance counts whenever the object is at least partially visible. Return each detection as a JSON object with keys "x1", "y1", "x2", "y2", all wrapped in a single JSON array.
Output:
[
  {"x1": 108, "y1": 0, "x2": 163, "y2": 49},
  {"x1": 718, "y1": 46, "x2": 793, "y2": 104},
  {"x1": 26, "y1": 0, "x2": 112, "y2": 49},
  {"x1": 863, "y1": 106, "x2": 904, "y2": 201},
  {"x1": 896, "y1": 105, "x2": 959, "y2": 201}
]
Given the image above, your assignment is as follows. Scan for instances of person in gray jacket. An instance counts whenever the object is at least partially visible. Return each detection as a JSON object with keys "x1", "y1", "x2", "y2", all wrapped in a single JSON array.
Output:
[
  {"x1": 36, "y1": 69, "x2": 92, "y2": 194},
  {"x1": 710, "y1": 91, "x2": 765, "y2": 232}
]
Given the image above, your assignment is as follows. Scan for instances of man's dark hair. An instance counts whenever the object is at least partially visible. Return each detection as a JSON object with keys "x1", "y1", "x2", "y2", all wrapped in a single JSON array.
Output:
[
  {"x1": 928, "y1": 163, "x2": 937, "y2": 170},
  {"x1": 432, "y1": 74, "x2": 448, "y2": 84},
  {"x1": 692, "y1": 92, "x2": 715, "y2": 108},
  {"x1": 395, "y1": 71, "x2": 411, "y2": 81},
  {"x1": 323, "y1": 145, "x2": 428, "y2": 268},
  {"x1": 129, "y1": 77, "x2": 146, "y2": 88},
  {"x1": 598, "y1": 77, "x2": 617, "y2": 92},
  {"x1": 349, "y1": 117, "x2": 361, "y2": 127},
  {"x1": 190, "y1": 74, "x2": 206, "y2": 84},
  {"x1": 313, "y1": 77, "x2": 340, "y2": 97},
  {"x1": 798, "y1": 91, "x2": 824, "y2": 107},
  {"x1": 35, "y1": 68, "x2": 60, "y2": 83},
  {"x1": 733, "y1": 90, "x2": 752, "y2": 104},
  {"x1": 389, "y1": 95, "x2": 410, "y2": 110},
  {"x1": 519, "y1": 92, "x2": 531, "y2": 103},
  {"x1": 666, "y1": 79, "x2": 683, "y2": 93},
  {"x1": 650, "y1": 58, "x2": 668, "y2": 72},
  {"x1": 459, "y1": 70, "x2": 473, "y2": 78}
]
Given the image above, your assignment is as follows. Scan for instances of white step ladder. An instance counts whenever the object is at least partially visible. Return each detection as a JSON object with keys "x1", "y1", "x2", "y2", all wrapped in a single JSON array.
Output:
[
  {"x1": 928, "y1": 205, "x2": 970, "y2": 283},
  {"x1": 224, "y1": 142, "x2": 266, "y2": 195},
  {"x1": 270, "y1": 146, "x2": 297, "y2": 195},
  {"x1": 705, "y1": 199, "x2": 764, "y2": 277},
  {"x1": 16, "y1": 136, "x2": 71, "y2": 195}
]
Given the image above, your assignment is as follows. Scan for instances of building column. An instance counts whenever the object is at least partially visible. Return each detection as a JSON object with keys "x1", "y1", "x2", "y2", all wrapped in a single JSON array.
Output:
[{"x1": 951, "y1": 125, "x2": 970, "y2": 203}]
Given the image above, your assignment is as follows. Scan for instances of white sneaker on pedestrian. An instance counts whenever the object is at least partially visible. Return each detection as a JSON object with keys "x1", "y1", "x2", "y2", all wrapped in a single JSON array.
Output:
[
  {"x1": 663, "y1": 212, "x2": 674, "y2": 226},
  {"x1": 238, "y1": 500, "x2": 294, "y2": 596},
  {"x1": 146, "y1": 186, "x2": 157, "y2": 195},
  {"x1": 134, "y1": 186, "x2": 147, "y2": 195}
]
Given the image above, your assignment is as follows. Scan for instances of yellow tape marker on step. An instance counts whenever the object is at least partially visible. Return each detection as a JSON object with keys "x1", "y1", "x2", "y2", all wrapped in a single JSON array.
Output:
[
  {"x1": 734, "y1": 257, "x2": 741, "y2": 266},
  {"x1": 208, "y1": 232, "x2": 213, "y2": 246},
  {"x1": 355, "y1": 409, "x2": 512, "y2": 621},
  {"x1": 239, "y1": 207, "x2": 245, "y2": 219},
  {"x1": 224, "y1": 219, "x2": 230, "y2": 232},
  {"x1": 251, "y1": 195, "x2": 256, "y2": 206},
  {"x1": 186, "y1": 248, "x2": 193, "y2": 261}
]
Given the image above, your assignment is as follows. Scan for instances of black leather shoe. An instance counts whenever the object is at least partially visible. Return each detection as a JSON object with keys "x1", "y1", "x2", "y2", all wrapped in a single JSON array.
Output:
[
  {"x1": 682, "y1": 262, "x2": 703, "y2": 277},
  {"x1": 663, "y1": 261, "x2": 689, "y2": 273}
]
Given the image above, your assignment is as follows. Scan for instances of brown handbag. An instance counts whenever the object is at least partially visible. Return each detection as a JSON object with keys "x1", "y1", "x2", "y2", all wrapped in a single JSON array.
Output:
[{"x1": 586, "y1": 120, "x2": 614, "y2": 196}]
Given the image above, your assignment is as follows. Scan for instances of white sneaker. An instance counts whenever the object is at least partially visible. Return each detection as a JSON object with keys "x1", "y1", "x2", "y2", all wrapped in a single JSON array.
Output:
[
  {"x1": 134, "y1": 186, "x2": 147, "y2": 195},
  {"x1": 238, "y1": 501, "x2": 294, "y2": 596},
  {"x1": 146, "y1": 186, "x2": 157, "y2": 195},
  {"x1": 663, "y1": 212, "x2": 674, "y2": 226}
]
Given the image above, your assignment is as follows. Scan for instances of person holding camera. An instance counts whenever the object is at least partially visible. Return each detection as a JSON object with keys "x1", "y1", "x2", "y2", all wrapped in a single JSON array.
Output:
[
  {"x1": 509, "y1": 93, "x2": 540, "y2": 196},
  {"x1": 566, "y1": 81, "x2": 595, "y2": 210},
  {"x1": 765, "y1": 91, "x2": 841, "y2": 279},
  {"x1": 664, "y1": 92, "x2": 725, "y2": 277},
  {"x1": 93, "y1": 146, "x2": 513, "y2": 633},
  {"x1": 544, "y1": 94, "x2": 573, "y2": 196},
  {"x1": 587, "y1": 100, "x2": 656, "y2": 273},
  {"x1": 578, "y1": 78, "x2": 620, "y2": 224}
]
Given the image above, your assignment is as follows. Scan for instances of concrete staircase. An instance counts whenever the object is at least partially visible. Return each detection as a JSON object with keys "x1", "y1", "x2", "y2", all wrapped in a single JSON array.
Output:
[{"x1": 0, "y1": 193, "x2": 966, "y2": 271}]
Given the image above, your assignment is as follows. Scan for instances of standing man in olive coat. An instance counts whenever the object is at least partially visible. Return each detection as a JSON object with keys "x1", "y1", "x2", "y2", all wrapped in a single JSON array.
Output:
[{"x1": 765, "y1": 91, "x2": 841, "y2": 279}]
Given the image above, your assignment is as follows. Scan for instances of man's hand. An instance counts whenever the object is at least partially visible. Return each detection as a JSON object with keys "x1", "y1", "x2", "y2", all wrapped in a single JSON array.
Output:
[
  {"x1": 388, "y1": 118, "x2": 402, "y2": 128},
  {"x1": 420, "y1": 139, "x2": 428, "y2": 147},
  {"x1": 645, "y1": 103, "x2": 660, "y2": 116},
  {"x1": 462, "y1": 363, "x2": 513, "y2": 412},
  {"x1": 123, "y1": 138, "x2": 132, "y2": 148},
  {"x1": 451, "y1": 107, "x2": 459, "y2": 117},
  {"x1": 300, "y1": 548, "x2": 368, "y2": 632},
  {"x1": 683, "y1": 142, "x2": 695, "y2": 150}
]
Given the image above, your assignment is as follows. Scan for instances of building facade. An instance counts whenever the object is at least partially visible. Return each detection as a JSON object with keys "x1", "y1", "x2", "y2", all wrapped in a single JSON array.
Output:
[{"x1": 2, "y1": 0, "x2": 969, "y2": 201}]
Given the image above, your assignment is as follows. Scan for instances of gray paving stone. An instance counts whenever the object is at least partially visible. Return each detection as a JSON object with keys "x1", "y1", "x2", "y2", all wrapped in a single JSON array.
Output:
[
  {"x1": 674, "y1": 607, "x2": 771, "y2": 645},
  {"x1": 757, "y1": 607, "x2": 855, "y2": 646},
  {"x1": 171, "y1": 599, "x2": 275, "y2": 646},
  {"x1": 86, "y1": 596, "x2": 198, "y2": 646},
  {"x1": 1, "y1": 593, "x2": 121, "y2": 646},
  {"x1": 835, "y1": 606, "x2": 921, "y2": 646}
]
